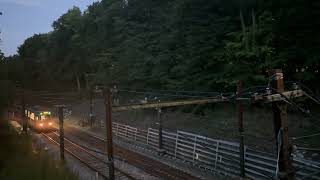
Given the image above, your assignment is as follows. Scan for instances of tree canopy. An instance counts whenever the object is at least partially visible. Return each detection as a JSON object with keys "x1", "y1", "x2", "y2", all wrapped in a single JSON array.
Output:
[{"x1": 3, "y1": 0, "x2": 320, "y2": 92}]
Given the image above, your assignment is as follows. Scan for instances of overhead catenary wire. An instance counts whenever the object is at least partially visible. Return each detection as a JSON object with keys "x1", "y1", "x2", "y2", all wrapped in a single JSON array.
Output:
[
  {"x1": 303, "y1": 91, "x2": 320, "y2": 105},
  {"x1": 18, "y1": 85, "x2": 310, "y2": 116},
  {"x1": 267, "y1": 87, "x2": 310, "y2": 114},
  {"x1": 285, "y1": 81, "x2": 320, "y2": 104},
  {"x1": 292, "y1": 132, "x2": 320, "y2": 140},
  {"x1": 17, "y1": 84, "x2": 279, "y2": 106},
  {"x1": 117, "y1": 85, "x2": 274, "y2": 104},
  {"x1": 20, "y1": 81, "x2": 314, "y2": 113},
  {"x1": 16, "y1": 91, "x2": 79, "y2": 96},
  {"x1": 295, "y1": 147, "x2": 320, "y2": 152},
  {"x1": 118, "y1": 89, "x2": 224, "y2": 99},
  {"x1": 118, "y1": 87, "x2": 225, "y2": 95},
  {"x1": 131, "y1": 85, "x2": 266, "y2": 95},
  {"x1": 114, "y1": 82, "x2": 315, "y2": 112}
]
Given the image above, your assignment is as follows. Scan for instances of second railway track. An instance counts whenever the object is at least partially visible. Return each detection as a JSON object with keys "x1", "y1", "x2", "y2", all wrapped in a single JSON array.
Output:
[
  {"x1": 41, "y1": 131, "x2": 135, "y2": 180},
  {"x1": 62, "y1": 126, "x2": 198, "y2": 180}
]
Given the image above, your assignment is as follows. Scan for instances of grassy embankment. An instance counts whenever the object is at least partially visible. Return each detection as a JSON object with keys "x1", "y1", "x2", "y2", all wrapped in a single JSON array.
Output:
[{"x1": 0, "y1": 119, "x2": 78, "y2": 180}]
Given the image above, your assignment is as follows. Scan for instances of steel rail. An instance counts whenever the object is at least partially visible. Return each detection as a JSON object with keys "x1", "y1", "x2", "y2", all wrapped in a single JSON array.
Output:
[
  {"x1": 41, "y1": 132, "x2": 109, "y2": 179},
  {"x1": 52, "y1": 132, "x2": 136, "y2": 180},
  {"x1": 73, "y1": 129, "x2": 197, "y2": 180},
  {"x1": 41, "y1": 132, "x2": 136, "y2": 180}
]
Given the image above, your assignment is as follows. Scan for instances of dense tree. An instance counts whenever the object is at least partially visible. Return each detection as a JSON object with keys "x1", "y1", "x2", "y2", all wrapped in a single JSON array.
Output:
[
  {"x1": 0, "y1": 50, "x2": 15, "y2": 110},
  {"x1": 0, "y1": 49, "x2": 4, "y2": 61},
  {"x1": 10, "y1": 0, "x2": 320, "y2": 93}
]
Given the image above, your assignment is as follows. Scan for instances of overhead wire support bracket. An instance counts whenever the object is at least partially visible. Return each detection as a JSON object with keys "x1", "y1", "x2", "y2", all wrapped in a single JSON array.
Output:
[
  {"x1": 112, "y1": 97, "x2": 229, "y2": 112},
  {"x1": 253, "y1": 90, "x2": 304, "y2": 102},
  {"x1": 112, "y1": 90, "x2": 304, "y2": 112}
]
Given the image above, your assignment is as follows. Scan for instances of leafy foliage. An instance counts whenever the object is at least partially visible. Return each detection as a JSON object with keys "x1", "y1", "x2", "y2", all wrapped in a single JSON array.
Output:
[
  {"x1": 4, "y1": 0, "x2": 320, "y2": 92},
  {"x1": 0, "y1": 125, "x2": 78, "y2": 180}
]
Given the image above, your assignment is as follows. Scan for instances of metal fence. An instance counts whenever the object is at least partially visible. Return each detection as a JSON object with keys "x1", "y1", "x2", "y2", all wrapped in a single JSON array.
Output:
[{"x1": 111, "y1": 122, "x2": 320, "y2": 179}]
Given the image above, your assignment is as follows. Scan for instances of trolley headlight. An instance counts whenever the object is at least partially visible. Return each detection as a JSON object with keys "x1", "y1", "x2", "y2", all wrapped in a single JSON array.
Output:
[
  {"x1": 39, "y1": 123, "x2": 44, "y2": 127},
  {"x1": 48, "y1": 122, "x2": 52, "y2": 126}
]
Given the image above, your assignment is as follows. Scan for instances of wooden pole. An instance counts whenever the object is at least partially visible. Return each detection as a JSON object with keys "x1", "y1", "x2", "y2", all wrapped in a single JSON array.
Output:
[
  {"x1": 89, "y1": 86, "x2": 93, "y2": 127},
  {"x1": 105, "y1": 88, "x2": 114, "y2": 180},
  {"x1": 58, "y1": 106, "x2": 65, "y2": 161},
  {"x1": 158, "y1": 108, "x2": 163, "y2": 155},
  {"x1": 21, "y1": 89, "x2": 27, "y2": 134},
  {"x1": 270, "y1": 69, "x2": 294, "y2": 180},
  {"x1": 237, "y1": 80, "x2": 245, "y2": 178},
  {"x1": 21, "y1": 58, "x2": 28, "y2": 134}
]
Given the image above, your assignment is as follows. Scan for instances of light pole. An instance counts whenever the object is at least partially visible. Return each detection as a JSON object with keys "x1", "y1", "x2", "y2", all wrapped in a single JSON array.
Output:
[
  {"x1": 85, "y1": 73, "x2": 96, "y2": 127},
  {"x1": 0, "y1": 12, "x2": 3, "y2": 42}
]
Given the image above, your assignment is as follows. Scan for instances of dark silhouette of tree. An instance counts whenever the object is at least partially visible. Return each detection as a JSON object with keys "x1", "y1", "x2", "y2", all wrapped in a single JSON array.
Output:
[{"x1": 10, "y1": 0, "x2": 320, "y2": 92}]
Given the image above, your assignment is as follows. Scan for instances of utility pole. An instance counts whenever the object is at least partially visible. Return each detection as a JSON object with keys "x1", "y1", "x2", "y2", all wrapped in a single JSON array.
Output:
[
  {"x1": 0, "y1": 12, "x2": 2, "y2": 42},
  {"x1": 20, "y1": 56, "x2": 28, "y2": 134},
  {"x1": 58, "y1": 105, "x2": 65, "y2": 161},
  {"x1": 269, "y1": 69, "x2": 294, "y2": 180},
  {"x1": 105, "y1": 88, "x2": 114, "y2": 180},
  {"x1": 237, "y1": 80, "x2": 245, "y2": 178},
  {"x1": 111, "y1": 85, "x2": 119, "y2": 106},
  {"x1": 89, "y1": 86, "x2": 93, "y2": 127},
  {"x1": 85, "y1": 73, "x2": 96, "y2": 127},
  {"x1": 21, "y1": 88, "x2": 27, "y2": 134},
  {"x1": 157, "y1": 108, "x2": 164, "y2": 155}
]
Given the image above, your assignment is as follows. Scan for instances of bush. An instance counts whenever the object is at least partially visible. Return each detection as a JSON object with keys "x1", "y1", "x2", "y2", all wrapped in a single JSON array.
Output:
[{"x1": 0, "y1": 124, "x2": 78, "y2": 180}]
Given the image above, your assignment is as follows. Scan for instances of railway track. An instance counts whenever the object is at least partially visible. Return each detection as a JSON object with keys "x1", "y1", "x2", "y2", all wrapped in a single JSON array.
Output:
[
  {"x1": 41, "y1": 131, "x2": 135, "y2": 180},
  {"x1": 62, "y1": 126, "x2": 198, "y2": 180}
]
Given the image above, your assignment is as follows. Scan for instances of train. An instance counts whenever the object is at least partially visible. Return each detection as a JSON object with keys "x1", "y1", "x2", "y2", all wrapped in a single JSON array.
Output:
[{"x1": 25, "y1": 106, "x2": 55, "y2": 132}]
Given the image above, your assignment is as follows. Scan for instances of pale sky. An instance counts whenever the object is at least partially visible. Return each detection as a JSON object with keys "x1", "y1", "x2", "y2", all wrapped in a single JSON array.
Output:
[{"x1": 0, "y1": 0, "x2": 100, "y2": 56}]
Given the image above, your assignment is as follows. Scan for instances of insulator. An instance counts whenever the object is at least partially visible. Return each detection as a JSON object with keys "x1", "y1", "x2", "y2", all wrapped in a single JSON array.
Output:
[
  {"x1": 266, "y1": 87, "x2": 272, "y2": 95},
  {"x1": 292, "y1": 83, "x2": 300, "y2": 90},
  {"x1": 252, "y1": 92, "x2": 259, "y2": 97}
]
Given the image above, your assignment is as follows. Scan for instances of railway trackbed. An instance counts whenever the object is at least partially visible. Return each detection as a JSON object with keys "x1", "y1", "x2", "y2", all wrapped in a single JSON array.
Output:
[
  {"x1": 62, "y1": 126, "x2": 198, "y2": 180},
  {"x1": 41, "y1": 132, "x2": 135, "y2": 180}
]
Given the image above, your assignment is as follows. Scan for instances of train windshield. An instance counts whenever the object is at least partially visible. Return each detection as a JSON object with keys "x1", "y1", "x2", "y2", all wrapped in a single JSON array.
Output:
[{"x1": 38, "y1": 111, "x2": 51, "y2": 121}]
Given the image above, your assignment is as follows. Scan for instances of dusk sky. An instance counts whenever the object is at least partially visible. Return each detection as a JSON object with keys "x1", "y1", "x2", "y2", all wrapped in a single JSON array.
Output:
[{"x1": 0, "y1": 0, "x2": 99, "y2": 56}]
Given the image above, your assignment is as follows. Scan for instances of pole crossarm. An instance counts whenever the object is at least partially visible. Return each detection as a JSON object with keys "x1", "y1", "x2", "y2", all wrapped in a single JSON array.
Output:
[
  {"x1": 112, "y1": 97, "x2": 229, "y2": 112},
  {"x1": 253, "y1": 90, "x2": 304, "y2": 102}
]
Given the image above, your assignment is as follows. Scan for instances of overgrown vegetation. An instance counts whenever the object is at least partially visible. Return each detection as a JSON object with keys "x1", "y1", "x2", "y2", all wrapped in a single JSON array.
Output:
[
  {"x1": 0, "y1": 122, "x2": 78, "y2": 180},
  {"x1": 1, "y1": 0, "x2": 320, "y2": 93}
]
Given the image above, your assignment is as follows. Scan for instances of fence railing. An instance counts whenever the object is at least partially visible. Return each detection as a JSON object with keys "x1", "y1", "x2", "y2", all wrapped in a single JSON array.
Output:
[{"x1": 111, "y1": 122, "x2": 320, "y2": 180}]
